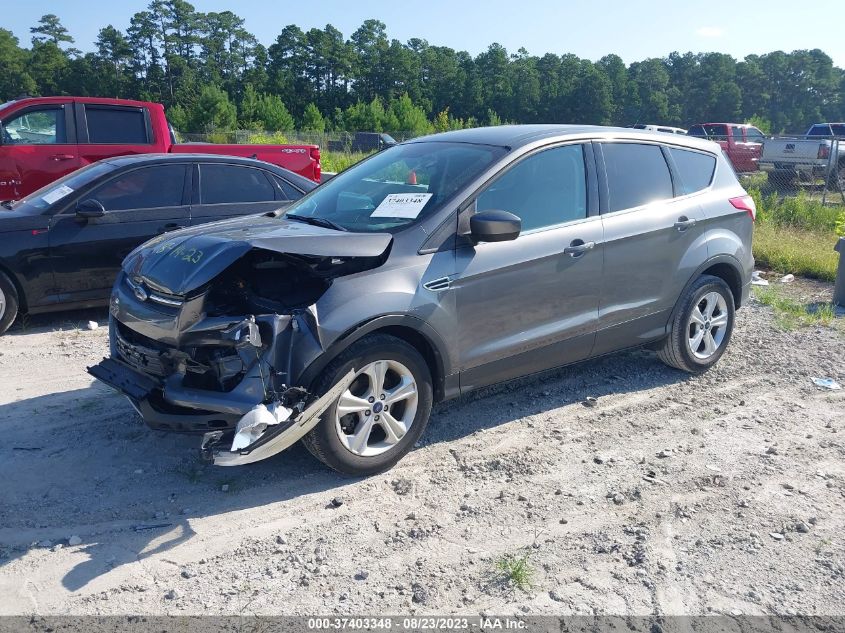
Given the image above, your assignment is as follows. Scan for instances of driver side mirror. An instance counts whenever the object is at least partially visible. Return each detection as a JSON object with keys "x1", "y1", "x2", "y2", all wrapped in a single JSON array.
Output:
[
  {"x1": 470, "y1": 209, "x2": 521, "y2": 243},
  {"x1": 76, "y1": 198, "x2": 106, "y2": 219}
]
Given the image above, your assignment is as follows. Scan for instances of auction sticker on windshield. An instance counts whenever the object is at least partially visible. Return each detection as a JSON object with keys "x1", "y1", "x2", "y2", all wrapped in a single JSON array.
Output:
[
  {"x1": 371, "y1": 192, "x2": 432, "y2": 218},
  {"x1": 42, "y1": 185, "x2": 74, "y2": 205}
]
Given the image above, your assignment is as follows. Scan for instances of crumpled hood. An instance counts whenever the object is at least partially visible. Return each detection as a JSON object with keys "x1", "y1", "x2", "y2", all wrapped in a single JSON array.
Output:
[{"x1": 123, "y1": 214, "x2": 392, "y2": 295}]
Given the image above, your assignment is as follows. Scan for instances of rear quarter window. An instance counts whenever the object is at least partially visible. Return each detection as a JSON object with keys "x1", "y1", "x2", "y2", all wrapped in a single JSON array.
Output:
[
  {"x1": 668, "y1": 148, "x2": 717, "y2": 195},
  {"x1": 85, "y1": 106, "x2": 148, "y2": 144},
  {"x1": 602, "y1": 143, "x2": 673, "y2": 212}
]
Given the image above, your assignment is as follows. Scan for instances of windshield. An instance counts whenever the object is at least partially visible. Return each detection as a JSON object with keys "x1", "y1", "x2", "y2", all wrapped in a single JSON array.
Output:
[
  {"x1": 284, "y1": 141, "x2": 507, "y2": 233},
  {"x1": 10, "y1": 162, "x2": 116, "y2": 213}
]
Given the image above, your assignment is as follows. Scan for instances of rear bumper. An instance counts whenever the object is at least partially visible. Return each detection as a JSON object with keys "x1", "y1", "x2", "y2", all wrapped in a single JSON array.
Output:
[{"x1": 759, "y1": 161, "x2": 825, "y2": 175}]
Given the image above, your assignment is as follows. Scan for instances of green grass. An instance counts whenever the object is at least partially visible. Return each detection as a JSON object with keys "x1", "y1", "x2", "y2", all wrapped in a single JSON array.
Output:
[
  {"x1": 753, "y1": 223, "x2": 840, "y2": 281},
  {"x1": 744, "y1": 184, "x2": 844, "y2": 281},
  {"x1": 321, "y1": 150, "x2": 372, "y2": 173},
  {"x1": 753, "y1": 286, "x2": 838, "y2": 330},
  {"x1": 495, "y1": 552, "x2": 534, "y2": 591}
]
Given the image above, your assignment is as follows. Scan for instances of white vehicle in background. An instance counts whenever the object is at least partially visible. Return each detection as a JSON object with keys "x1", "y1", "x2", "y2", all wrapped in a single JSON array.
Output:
[
  {"x1": 632, "y1": 124, "x2": 688, "y2": 135},
  {"x1": 758, "y1": 123, "x2": 845, "y2": 188}
]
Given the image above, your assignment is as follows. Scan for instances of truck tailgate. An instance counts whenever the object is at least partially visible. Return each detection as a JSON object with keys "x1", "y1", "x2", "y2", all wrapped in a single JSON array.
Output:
[
  {"x1": 169, "y1": 144, "x2": 320, "y2": 182},
  {"x1": 762, "y1": 138, "x2": 827, "y2": 162}
]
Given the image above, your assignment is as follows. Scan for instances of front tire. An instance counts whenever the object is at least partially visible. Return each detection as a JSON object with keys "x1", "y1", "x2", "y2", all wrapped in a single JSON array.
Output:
[
  {"x1": 0, "y1": 272, "x2": 20, "y2": 336},
  {"x1": 302, "y1": 334, "x2": 433, "y2": 476},
  {"x1": 657, "y1": 275, "x2": 735, "y2": 374}
]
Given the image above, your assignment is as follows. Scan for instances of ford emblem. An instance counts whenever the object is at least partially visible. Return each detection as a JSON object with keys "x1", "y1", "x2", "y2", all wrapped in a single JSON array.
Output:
[{"x1": 133, "y1": 284, "x2": 149, "y2": 302}]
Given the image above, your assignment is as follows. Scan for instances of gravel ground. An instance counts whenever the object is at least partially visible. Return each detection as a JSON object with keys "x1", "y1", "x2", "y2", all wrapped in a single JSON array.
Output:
[{"x1": 0, "y1": 284, "x2": 843, "y2": 617}]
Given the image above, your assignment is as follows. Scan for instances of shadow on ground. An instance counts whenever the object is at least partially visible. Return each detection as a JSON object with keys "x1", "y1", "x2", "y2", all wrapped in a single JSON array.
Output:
[{"x1": 0, "y1": 342, "x2": 688, "y2": 592}]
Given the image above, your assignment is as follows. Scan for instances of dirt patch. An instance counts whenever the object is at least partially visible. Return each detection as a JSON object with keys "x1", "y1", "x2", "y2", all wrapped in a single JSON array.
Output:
[{"x1": 0, "y1": 292, "x2": 843, "y2": 616}]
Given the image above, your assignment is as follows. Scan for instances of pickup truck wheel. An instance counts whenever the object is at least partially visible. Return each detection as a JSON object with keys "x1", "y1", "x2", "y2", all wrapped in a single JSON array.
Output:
[
  {"x1": 0, "y1": 272, "x2": 20, "y2": 336},
  {"x1": 657, "y1": 275, "x2": 735, "y2": 374},
  {"x1": 302, "y1": 334, "x2": 433, "y2": 476}
]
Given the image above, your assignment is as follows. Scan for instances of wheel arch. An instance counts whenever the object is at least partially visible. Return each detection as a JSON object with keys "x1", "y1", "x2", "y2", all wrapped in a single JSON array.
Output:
[
  {"x1": 297, "y1": 314, "x2": 451, "y2": 403},
  {"x1": 668, "y1": 255, "x2": 744, "y2": 327},
  {"x1": 0, "y1": 260, "x2": 26, "y2": 312}
]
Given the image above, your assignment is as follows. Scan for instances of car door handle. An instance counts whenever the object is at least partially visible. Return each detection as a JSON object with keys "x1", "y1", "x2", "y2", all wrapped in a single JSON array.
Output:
[
  {"x1": 50, "y1": 153, "x2": 75, "y2": 161},
  {"x1": 674, "y1": 217, "x2": 697, "y2": 231},
  {"x1": 563, "y1": 240, "x2": 595, "y2": 257},
  {"x1": 158, "y1": 223, "x2": 185, "y2": 234}
]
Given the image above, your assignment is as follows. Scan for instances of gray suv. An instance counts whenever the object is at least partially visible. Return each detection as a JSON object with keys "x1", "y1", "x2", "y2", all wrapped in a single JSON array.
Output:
[{"x1": 89, "y1": 125, "x2": 755, "y2": 475}]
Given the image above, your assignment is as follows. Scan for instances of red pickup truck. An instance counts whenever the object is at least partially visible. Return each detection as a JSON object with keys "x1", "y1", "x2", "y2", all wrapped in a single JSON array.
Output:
[
  {"x1": 686, "y1": 123, "x2": 765, "y2": 173},
  {"x1": 0, "y1": 96, "x2": 320, "y2": 201}
]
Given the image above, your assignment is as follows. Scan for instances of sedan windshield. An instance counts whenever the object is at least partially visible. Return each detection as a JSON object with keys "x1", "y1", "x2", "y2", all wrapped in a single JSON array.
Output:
[{"x1": 284, "y1": 141, "x2": 506, "y2": 232}]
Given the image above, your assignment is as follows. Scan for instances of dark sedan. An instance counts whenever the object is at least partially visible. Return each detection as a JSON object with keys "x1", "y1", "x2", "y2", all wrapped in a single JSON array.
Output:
[{"x1": 0, "y1": 154, "x2": 316, "y2": 334}]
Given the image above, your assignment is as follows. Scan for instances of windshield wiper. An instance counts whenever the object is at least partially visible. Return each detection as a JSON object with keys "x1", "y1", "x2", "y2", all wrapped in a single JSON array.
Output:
[
  {"x1": 285, "y1": 213, "x2": 347, "y2": 232},
  {"x1": 1, "y1": 201, "x2": 13, "y2": 210}
]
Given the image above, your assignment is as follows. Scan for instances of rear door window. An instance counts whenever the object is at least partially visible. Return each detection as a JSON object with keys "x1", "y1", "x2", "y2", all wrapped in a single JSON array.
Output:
[
  {"x1": 731, "y1": 126, "x2": 745, "y2": 142},
  {"x1": 668, "y1": 148, "x2": 717, "y2": 195},
  {"x1": 200, "y1": 164, "x2": 276, "y2": 204},
  {"x1": 84, "y1": 106, "x2": 149, "y2": 144},
  {"x1": 601, "y1": 143, "x2": 673, "y2": 212}
]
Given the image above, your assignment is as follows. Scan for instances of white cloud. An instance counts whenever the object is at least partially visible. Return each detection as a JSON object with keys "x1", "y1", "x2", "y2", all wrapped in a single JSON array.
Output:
[{"x1": 696, "y1": 26, "x2": 725, "y2": 38}]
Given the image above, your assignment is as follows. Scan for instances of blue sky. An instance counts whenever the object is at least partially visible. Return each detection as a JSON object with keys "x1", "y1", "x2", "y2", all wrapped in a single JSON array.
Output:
[{"x1": 6, "y1": 0, "x2": 845, "y2": 67}]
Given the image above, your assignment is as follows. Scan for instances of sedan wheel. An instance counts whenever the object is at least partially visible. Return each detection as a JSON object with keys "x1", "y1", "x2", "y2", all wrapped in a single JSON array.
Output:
[
  {"x1": 335, "y1": 359, "x2": 419, "y2": 457},
  {"x1": 0, "y1": 272, "x2": 19, "y2": 336}
]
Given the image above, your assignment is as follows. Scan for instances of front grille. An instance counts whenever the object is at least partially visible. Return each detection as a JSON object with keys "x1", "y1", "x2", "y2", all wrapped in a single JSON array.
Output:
[
  {"x1": 125, "y1": 276, "x2": 184, "y2": 308},
  {"x1": 115, "y1": 326, "x2": 171, "y2": 377}
]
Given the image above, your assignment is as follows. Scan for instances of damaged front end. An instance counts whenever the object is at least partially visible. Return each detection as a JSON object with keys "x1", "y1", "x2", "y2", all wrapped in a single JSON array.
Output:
[{"x1": 88, "y1": 218, "x2": 391, "y2": 466}]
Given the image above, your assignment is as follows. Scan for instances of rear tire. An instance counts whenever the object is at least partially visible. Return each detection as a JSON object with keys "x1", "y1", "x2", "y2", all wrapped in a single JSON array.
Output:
[
  {"x1": 302, "y1": 334, "x2": 433, "y2": 476},
  {"x1": 0, "y1": 272, "x2": 19, "y2": 336},
  {"x1": 657, "y1": 275, "x2": 735, "y2": 374}
]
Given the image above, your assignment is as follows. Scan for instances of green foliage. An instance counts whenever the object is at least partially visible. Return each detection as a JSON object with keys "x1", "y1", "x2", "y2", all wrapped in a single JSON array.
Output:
[
  {"x1": 750, "y1": 187, "x2": 840, "y2": 232},
  {"x1": 322, "y1": 151, "x2": 371, "y2": 173},
  {"x1": 746, "y1": 114, "x2": 772, "y2": 135},
  {"x1": 300, "y1": 103, "x2": 325, "y2": 132},
  {"x1": 244, "y1": 131, "x2": 290, "y2": 145},
  {"x1": 191, "y1": 85, "x2": 237, "y2": 131},
  {"x1": 257, "y1": 93, "x2": 294, "y2": 131},
  {"x1": 753, "y1": 286, "x2": 838, "y2": 330},
  {"x1": 835, "y1": 210, "x2": 845, "y2": 237},
  {"x1": 752, "y1": 222, "x2": 839, "y2": 281},
  {"x1": 167, "y1": 104, "x2": 189, "y2": 132},
  {"x1": 495, "y1": 552, "x2": 534, "y2": 591},
  {"x1": 4, "y1": 5, "x2": 845, "y2": 137}
]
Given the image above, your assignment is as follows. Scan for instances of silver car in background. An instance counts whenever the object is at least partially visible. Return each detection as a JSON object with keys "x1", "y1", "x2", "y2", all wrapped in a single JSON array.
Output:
[{"x1": 89, "y1": 125, "x2": 755, "y2": 476}]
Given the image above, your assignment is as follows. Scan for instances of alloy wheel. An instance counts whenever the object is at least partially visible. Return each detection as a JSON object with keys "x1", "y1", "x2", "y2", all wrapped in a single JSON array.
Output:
[
  {"x1": 334, "y1": 359, "x2": 419, "y2": 457},
  {"x1": 0, "y1": 286, "x2": 5, "y2": 321},
  {"x1": 687, "y1": 291, "x2": 729, "y2": 360}
]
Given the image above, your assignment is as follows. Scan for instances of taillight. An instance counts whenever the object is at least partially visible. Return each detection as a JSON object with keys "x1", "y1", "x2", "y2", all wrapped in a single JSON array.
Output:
[
  {"x1": 729, "y1": 195, "x2": 756, "y2": 222},
  {"x1": 310, "y1": 147, "x2": 321, "y2": 182},
  {"x1": 818, "y1": 144, "x2": 830, "y2": 160}
]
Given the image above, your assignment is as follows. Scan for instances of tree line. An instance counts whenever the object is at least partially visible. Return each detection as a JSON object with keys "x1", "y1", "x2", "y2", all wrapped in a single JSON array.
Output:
[{"x1": 1, "y1": 2, "x2": 844, "y2": 136}]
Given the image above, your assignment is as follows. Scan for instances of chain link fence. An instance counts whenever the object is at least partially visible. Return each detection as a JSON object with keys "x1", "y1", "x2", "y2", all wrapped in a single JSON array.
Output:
[
  {"x1": 741, "y1": 135, "x2": 845, "y2": 205},
  {"x1": 177, "y1": 130, "x2": 421, "y2": 149}
]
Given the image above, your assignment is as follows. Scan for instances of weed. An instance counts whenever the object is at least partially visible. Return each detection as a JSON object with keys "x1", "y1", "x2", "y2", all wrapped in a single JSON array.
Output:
[
  {"x1": 321, "y1": 150, "x2": 372, "y2": 173},
  {"x1": 752, "y1": 223, "x2": 840, "y2": 281},
  {"x1": 753, "y1": 286, "x2": 838, "y2": 330},
  {"x1": 494, "y1": 551, "x2": 534, "y2": 591}
]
